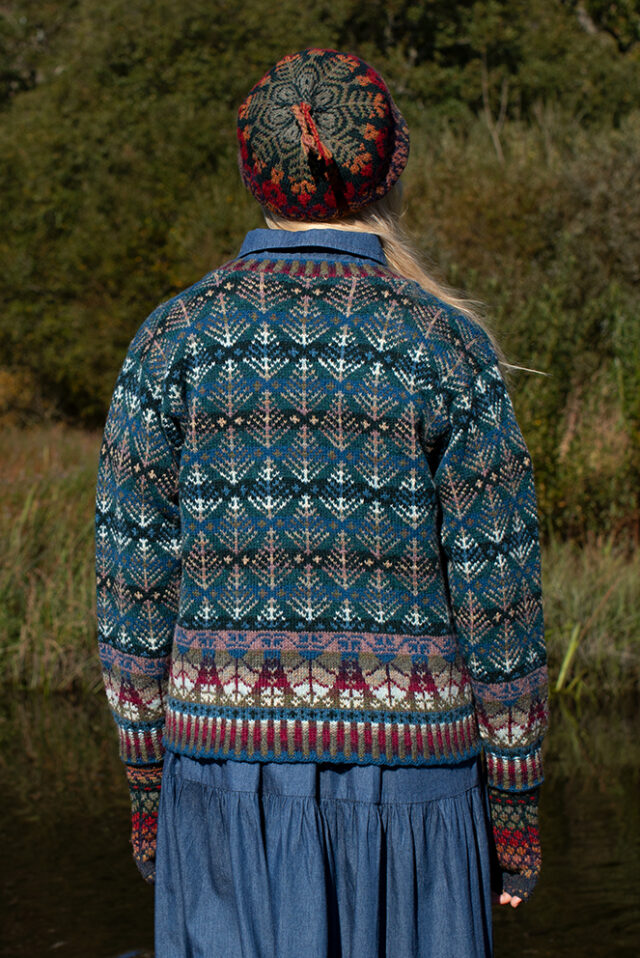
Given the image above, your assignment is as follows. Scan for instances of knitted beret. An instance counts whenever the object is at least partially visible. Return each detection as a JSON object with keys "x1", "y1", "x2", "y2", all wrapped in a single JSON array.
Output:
[{"x1": 237, "y1": 48, "x2": 409, "y2": 221}]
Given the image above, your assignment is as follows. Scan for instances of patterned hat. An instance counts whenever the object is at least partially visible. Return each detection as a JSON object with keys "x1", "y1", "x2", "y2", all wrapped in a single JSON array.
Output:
[{"x1": 237, "y1": 48, "x2": 409, "y2": 221}]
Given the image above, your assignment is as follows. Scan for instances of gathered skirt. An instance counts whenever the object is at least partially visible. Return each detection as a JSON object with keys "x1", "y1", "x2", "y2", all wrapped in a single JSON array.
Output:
[{"x1": 155, "y1": 751, "x2": 494, "y2": 958}]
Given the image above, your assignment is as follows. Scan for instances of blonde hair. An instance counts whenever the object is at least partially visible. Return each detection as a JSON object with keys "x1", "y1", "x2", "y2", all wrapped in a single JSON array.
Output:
[{"x1": 263, "y1": 184, "x2": 499, "y2": 352}]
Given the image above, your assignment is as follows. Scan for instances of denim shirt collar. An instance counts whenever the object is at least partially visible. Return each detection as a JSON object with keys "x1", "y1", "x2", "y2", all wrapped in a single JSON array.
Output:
[{"x1": 238, "y1": 228, "x2": 386, "y2": 266}]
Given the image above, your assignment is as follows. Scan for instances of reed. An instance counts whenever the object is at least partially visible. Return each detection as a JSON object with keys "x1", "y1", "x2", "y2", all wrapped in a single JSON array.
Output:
[
  {"x1": 1, "y1": 426, "x2": 638, "y2": 703},
  {"x1": 0, "y1": 426, "x2": 101, "y2": 692},
  {"x1": 543, "y1": 537, "x2": 640, "y2": 703}
]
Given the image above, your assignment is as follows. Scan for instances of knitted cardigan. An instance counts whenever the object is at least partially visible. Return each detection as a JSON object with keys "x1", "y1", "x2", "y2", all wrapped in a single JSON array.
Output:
[{"x1": 96, "y1": 228, "x2": 548, "y2": 897}]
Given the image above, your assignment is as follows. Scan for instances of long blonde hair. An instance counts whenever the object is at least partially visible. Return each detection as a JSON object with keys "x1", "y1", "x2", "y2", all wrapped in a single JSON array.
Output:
[{"x1": 263, "y1": 184, "x2": 499, "y2": 350}]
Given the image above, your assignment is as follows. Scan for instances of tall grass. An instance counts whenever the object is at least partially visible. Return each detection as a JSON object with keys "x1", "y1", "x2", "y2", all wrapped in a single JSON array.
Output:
[
  {"x1": 0, "y1": 426, "x2": 101, "y2": 691},
  {"x1": 0, "y1": 426, "x2": 638, "y2": 702},
  {"x1": 543, "y1": 538, "x2": 640, "y2": 702}
]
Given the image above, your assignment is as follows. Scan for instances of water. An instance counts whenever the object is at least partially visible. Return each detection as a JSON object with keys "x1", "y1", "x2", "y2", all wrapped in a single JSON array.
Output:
[{"x1": 0, "y1": 696, "x2": 638, "y2": 957}]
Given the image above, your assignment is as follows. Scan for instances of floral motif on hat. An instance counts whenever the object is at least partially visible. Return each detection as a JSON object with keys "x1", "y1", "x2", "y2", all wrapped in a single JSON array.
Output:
[{"x1": 237, "y1": 48, "x2": 409, "y2": 221}]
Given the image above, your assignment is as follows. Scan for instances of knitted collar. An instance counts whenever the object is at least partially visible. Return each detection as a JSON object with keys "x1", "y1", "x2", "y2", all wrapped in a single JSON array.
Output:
[{"x1": 238, "y1": 228, "x2": 386, "y2": 265}]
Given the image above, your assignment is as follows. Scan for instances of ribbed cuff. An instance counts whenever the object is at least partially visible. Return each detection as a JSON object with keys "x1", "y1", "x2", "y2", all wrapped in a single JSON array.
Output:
[{"x1": 484, "y1": 744, "x2": 544, "y2": 792}]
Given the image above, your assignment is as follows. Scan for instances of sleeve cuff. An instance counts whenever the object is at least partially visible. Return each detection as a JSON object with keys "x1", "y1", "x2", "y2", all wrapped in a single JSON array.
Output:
[
  {"x1": 118, "y1": 724, "x2": 165, "y2": 764},
  {"x1": 484, "y1": 743, "x2": 544, "y2": 791}
]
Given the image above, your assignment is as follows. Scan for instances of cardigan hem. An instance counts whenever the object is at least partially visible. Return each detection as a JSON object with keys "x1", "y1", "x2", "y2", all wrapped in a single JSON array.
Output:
[{"x1": 161, "y1": 706, "x2": 480, "y2": 767}]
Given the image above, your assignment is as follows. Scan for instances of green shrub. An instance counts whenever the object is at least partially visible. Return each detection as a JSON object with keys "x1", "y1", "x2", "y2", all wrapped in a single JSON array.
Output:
[{"x1": 2, "y1": 1, "x2": 639, "y2": 535}]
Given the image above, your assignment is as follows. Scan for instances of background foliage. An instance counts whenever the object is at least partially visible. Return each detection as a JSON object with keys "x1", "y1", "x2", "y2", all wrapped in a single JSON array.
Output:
[{"x1": 2, "y1": 0, "x2": 639, "y2": 539}]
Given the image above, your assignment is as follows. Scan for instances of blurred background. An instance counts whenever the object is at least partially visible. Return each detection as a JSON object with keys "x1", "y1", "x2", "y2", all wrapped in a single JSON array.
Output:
[{"x1": 1, "y1": 2, "x2": 638, "y2": 955}]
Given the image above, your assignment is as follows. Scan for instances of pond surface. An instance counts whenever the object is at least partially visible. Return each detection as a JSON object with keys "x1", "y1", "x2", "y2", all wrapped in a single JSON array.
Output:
[{"x1": 0, "y1": 696, "x2": 638, "y2": 957}]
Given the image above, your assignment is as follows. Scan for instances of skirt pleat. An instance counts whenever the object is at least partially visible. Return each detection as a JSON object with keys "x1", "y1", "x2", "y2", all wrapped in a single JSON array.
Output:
[{"x1": 155, "y1": 753, "x2": 493, "y2": 958}]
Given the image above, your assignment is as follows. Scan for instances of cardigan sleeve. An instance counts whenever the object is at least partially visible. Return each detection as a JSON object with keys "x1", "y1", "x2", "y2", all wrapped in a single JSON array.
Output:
[
  {"x1": 434, "y1": 357, "x2": 548, "y2": 899},
  {"x1": 95, "y1": 302, "x2": 184, "y2": 769}
]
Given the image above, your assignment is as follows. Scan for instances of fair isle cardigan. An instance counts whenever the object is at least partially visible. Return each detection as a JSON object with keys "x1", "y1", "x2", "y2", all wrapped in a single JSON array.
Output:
[{"x1": 96, "y1": 228, "x2": 548, "y2": 897}]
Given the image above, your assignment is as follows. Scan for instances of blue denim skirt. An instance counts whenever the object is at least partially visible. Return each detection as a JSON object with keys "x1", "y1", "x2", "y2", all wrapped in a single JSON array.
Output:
[{"x1": 155, "y1": 752, "x2": 493, "y2": 958}]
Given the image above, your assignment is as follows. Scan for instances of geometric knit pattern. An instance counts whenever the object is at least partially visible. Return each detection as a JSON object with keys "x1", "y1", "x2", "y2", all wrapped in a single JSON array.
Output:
[
  {"x1": 488, "y1": 786, "x2": 542, "y2": 901},
  {"x1": 237, "y1": 49, "x2": 410, "y2": 220},
  {"x1": 96, "y1": 234, "x2": 548, "y2": 797},
  {"x1": 126, "y1": 764, "x2": 163, "y2": 884}
]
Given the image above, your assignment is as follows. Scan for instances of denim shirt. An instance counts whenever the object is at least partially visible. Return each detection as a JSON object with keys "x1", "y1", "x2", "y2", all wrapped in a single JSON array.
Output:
[{"x1": 237, "y1": 227, "x2": 387, "y2": 267}]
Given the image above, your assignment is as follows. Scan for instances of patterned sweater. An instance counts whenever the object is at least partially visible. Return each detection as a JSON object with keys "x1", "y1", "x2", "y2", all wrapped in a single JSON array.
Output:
[{"x1": 96, "y1": 228, "x2": 548, "y2": 897}]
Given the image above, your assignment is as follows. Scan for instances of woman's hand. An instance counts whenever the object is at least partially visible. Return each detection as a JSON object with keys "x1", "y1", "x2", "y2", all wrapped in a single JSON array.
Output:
[{"x1": 492, "y1": 891, "x2": 523, "y2": 908}]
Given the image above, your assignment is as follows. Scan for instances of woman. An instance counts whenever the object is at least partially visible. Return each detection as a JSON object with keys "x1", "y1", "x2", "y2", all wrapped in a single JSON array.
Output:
[{"x1": 96, "y1": 48, "x2": 548, "y2": 958}]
